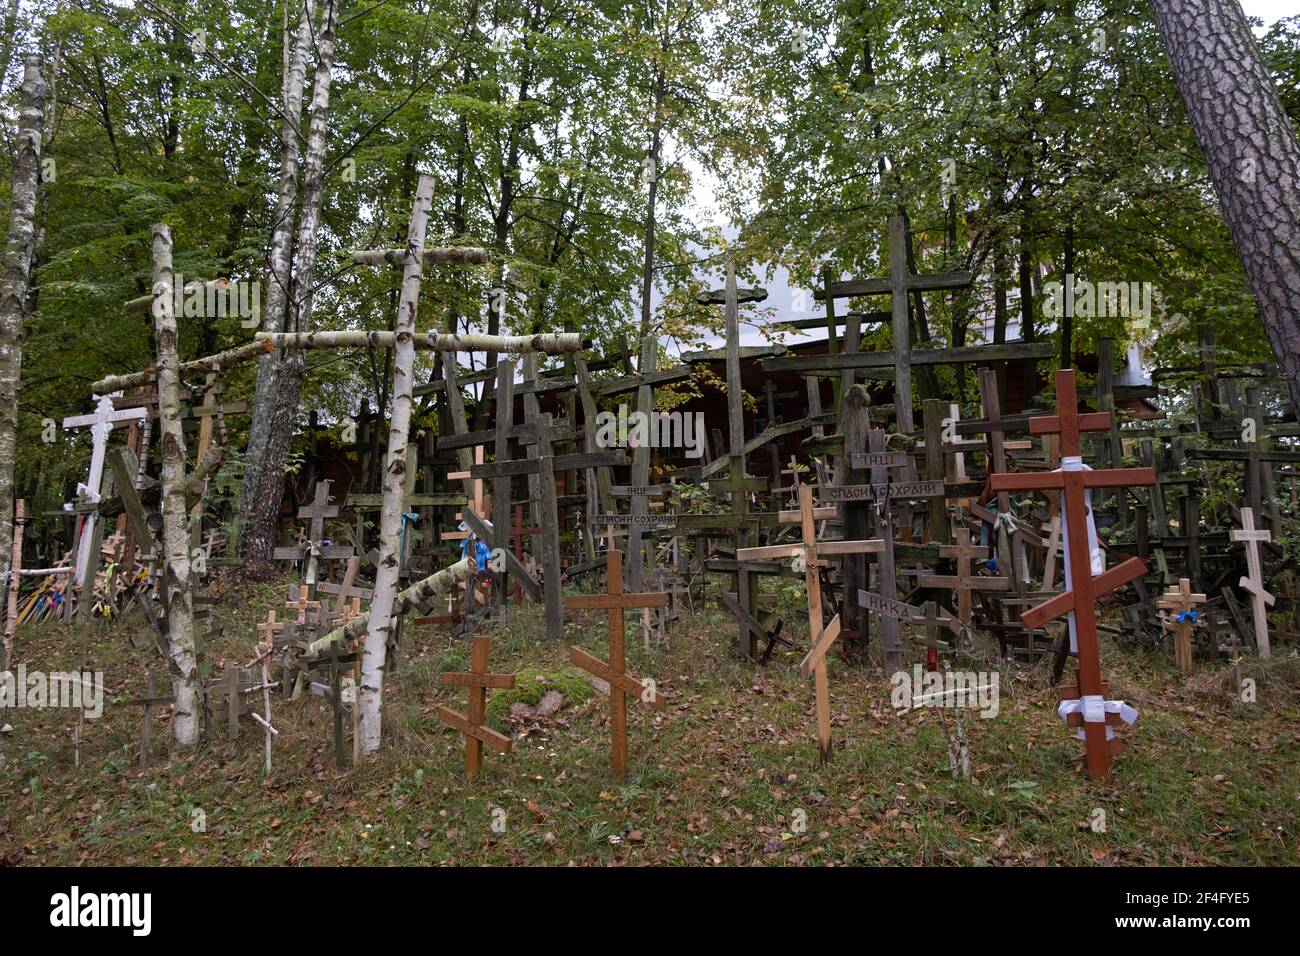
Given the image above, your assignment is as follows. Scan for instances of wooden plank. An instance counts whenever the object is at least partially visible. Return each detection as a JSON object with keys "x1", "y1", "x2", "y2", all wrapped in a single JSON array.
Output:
[
  {"x1": 435, "y1": 704, "x2": 512, "y2": 753},
  {"x1": 762, "y1": 340, "x2": 1056, "y2": 373}
]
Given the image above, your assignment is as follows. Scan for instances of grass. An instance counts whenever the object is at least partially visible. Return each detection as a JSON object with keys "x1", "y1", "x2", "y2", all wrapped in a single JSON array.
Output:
[{"x1": 0, "y1": 571, "x2": 1296, "y2": 866}]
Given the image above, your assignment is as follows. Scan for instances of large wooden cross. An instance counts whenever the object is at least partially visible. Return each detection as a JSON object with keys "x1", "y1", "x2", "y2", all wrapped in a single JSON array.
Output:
[
  {"x1": 1229, "y1": 506, "x2": 1274, "y2": 658},
  {"x1": 436, "y1": 635, "x2": 515, "y2": 777},
  {"x1": 273, "y1": 479, "x2": 354, "y2": 598},
  {"x1": 564, "y1": 548, "x2": 668, "y2": 776},
  {"x1": 989, "y1": 369, "x2": 1155, "y2": 780},
  {"x1": 1157, "y1": 578, "x2": 1207, "y2": 674},
  {"x1": 740, "y1": 484, "x2": 883, "y2": 762}
]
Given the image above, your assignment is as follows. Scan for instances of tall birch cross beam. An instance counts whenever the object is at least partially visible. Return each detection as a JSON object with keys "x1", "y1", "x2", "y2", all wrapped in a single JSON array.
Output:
[
  {"x1": 989, "y1": 369, "x2": 1155, "y2": 780},
  {"x1": 262, "y1": 181, "x2": 585, "y2": 754},
  {"x1": 62, "y1": 395, "x2": 147, "y2": 602},
  {"x1": 1158, "y1": 578, "x2": 1207, "y2": 674},
  {"x1": 273, "y1": 479, "x2": 354, "y2": 599},
  {"x1": 1230, "y1": 507, "x2": 1273, "y2": 658},
  {"x1": 739, "y1": 484, "x2": 883, "y2": 763},
  {"x1": 564, "y1": 548, "x2": 668, "y2": 776},
  {"x1": 436, "y1": 635, "x2": 515, "y2": 777}
]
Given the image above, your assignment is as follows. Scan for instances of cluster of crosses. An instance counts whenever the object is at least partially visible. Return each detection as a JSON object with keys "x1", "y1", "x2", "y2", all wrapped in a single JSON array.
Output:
[{"x1": 54, "y1": 194, "x2": 1295, "y2": 782}]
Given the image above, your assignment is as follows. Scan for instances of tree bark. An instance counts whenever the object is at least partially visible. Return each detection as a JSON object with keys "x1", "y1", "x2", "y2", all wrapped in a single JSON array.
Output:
[
  {"x1": 151, "y1": 225, "x2": 200, "y2": 746},
  {"x1": 0, "y1": 54, "x2": 46, "y2": 592},
  {"x1": 310, "y1": 555, "x2": 476, "y2": 654},
  {"x1": 245, "y1": 0, "x2": 338, "y2": 562},
  {"x1": 255, "y1": 331, "x2": 579, "y2": 352},
  {"x1": 358, "y1": 173, "x2": 434, "y2": 755},
  {"x1": 91, "y1": 338, "x2": 265, "y2": 394},
  {"x1": 1152, "y1": 0, "x2": 1300, "y2": 413}
]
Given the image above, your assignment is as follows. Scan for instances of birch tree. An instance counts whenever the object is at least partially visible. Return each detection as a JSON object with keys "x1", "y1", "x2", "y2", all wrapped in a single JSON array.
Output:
[
  {"x1": 150, "y1": 224, "x2": 201, "y2": 746},
  {"x1": 359, "y1": 173, "x2": 435, "y2": 754},
  {"x1": 244, "y1": 0, "x2": 340, "y2": 562},
  {"x1": 242, "y1": 0, "x2": 315, "y2": 544},
  {"x1": 0, "y1": 54, "x2": 47, "y2": 592},
  {"x1": 1151, "y1": 0, "x2": 1300, "y2": 414}
]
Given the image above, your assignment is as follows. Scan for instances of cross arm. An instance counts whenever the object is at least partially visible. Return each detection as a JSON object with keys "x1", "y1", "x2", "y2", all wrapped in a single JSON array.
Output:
[{"x1": 1019, "y1": 556, "x2": 1148, "y2": 629}]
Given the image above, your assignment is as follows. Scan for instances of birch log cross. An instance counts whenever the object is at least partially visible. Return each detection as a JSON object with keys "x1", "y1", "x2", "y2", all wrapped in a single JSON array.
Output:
[
  {"x1": 148, "y1": 225, "x2": 202, "y2": 746},
  {"x1": 271, "y1": 175, "x2": 583, "y2": 754}
]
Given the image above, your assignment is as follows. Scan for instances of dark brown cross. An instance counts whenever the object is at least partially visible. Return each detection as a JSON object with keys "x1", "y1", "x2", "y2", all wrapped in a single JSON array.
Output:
[
  {"x1": 436, "y1": 635, "x2": 515, "y2": 777},
  {"x1": 273, "y1": 480, "x2": 354, "y2": 598},
  {"x1": 565, "y1": 548, "x2": 668, "y2": 776},
  {"x1": 990, "y1": 369, "x2": 1155, "y2": 780}
]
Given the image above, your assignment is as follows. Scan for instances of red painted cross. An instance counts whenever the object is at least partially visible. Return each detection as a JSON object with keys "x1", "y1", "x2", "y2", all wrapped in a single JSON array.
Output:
[{"x1": 989, "y1": 369, "x2": 1155, "y2": 780}]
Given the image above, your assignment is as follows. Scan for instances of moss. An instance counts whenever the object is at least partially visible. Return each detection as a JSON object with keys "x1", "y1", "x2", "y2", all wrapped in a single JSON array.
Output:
[{"x1": 486, "y1": 663, "x2": 596, "y2": 720}]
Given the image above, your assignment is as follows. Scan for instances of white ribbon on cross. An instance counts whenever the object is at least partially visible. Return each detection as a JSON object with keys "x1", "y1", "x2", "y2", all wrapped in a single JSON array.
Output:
[
  {"x1": 1057, "y1": 455, "x2": 1104, "y2": 653},
  {"x1": 1058, "y1": 694, "x2": 1138, "y2": 742}
]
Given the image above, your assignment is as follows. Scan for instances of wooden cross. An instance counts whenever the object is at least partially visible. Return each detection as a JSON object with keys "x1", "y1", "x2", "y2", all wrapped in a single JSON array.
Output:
[
  {"x1": 1230, "y1": 506, "x2": 1274, "y2": 658},
  {"x1": 740, "y1": 484, "x2": 883, "y2": 762},
  {"x1": 708, "y1": 456, "x2": 769, "y2": 658},
  {"x1": 1157, "y1": 578, "x2": 1207, "y2": 674},
  {"x1": 918, "y1": 528, "x2": 1009, "y2": 636},
  {"x1": 842, "y1": 429, "x2": 926, "y2": 670},
  {"x1": 436, "y1": 635, "x2": 515, "y2": 777},
  {"x1": 989, "y1": 369, "x2": 1156, "y2": 780},
  {"x1": 257, "y1": 608, "x2": 285, "y2": 646},
  {"x1": 441, "y1": 445, "x2": 488, "y2": 542},
  {"x1": 470, "y1": 421, "x2": 625, "y2": 638},
  {"x1": 273, "y1": 479, "x2": 354, "y2": 597},
  {"x1": 63, "y1": 394, "x2": 148, "y2": 598},
  {"x1": 285, "y1": 585, "x2": 321, "y2": 625},
  {"x1": 564, "y1": 548, "x2": 668, "y2": 776},
  {"x1": 126, "y1": 666, "x2": 174, "y2": 769},
  {"x1": 977, "y1": 368, "x2": 1034, "y2": 593},
  {"x1": 507, "y1": 504, "x2": 541, "y2": 603}
]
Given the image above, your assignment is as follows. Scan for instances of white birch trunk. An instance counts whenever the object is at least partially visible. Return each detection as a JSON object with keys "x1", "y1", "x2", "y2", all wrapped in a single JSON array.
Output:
[
  {"x1": 309, "y1": 554, "x2": 475, "y2": 654},
  {"x1": 0, "y1": 54, "x2": 46, "y2": 591},
  {"x1": 151, "y1": 225, "x2": 200, "y2": 746},
  {"x1": 89, "y1": 339, "x2": 265, "y2": 393},
  {"x1": 255, "y1": 330, "x2": 581, "y2": 353},
  {"x1": 358, "y1": 173, "x2": 435, "y2": 755},
  {"x1": 241, "y1": 0, "x2": 316, "y2": 540}
]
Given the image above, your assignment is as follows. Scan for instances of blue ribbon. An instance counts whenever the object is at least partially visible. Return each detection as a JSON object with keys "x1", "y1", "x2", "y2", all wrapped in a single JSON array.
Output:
[
  {"x1": 1175, "y1": 610, "x2": 1198, "y2": 623},
  {"x1": 399, "y1": 511, "x2": 420, "y2": 557}
]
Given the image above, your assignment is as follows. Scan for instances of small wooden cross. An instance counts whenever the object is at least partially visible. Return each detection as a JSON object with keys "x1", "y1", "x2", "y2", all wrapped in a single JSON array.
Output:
[
  {"x1": 256, "y1": 608, "x2": 285, "y2": 646},
  {"x1": 565, "y1": 548, "x2": 668, "y2": 776},
  {"x1": 918, "y1": 527, "x2": 1009, "y2": 635},
  {"x1": 1157, "y1": 578, "x2": 1207, "y2": 674},
  {"x1": 1230, "y1": 506, "x2": 1274, "y2": 658},
  {"x1": 285, "y1": 585, "x2": 321, "y2": 625},
  {"x1": 436, "y1": 635, "x2": 516, "y2": 777}
]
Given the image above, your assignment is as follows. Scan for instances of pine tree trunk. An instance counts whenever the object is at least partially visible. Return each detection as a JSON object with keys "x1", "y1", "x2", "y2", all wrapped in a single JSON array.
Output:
[
  {"x1": 0, "y1": 54, "x2": 46, "y2": 590},
  {"x1": 242, "y1": 0, "x2": 327, "y2": 561},
  {"x1": 1152, "y1": 0, "x2": 1300, "y2": 413},
  {"x1": 151, "y1": 225, "x2": 200, "y2": 746},
  {"x1": 358, "y1": 174, "x2": 434, "y2": 755}
]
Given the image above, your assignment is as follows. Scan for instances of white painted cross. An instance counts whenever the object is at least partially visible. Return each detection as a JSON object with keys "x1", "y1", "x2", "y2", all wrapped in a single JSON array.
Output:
[
  {"x1": 1229, "y1": 506, "x2": 1274, "y2": 658},
  {"x1": 62, "y1": 393, "x2": 147, "y2": 597}
]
